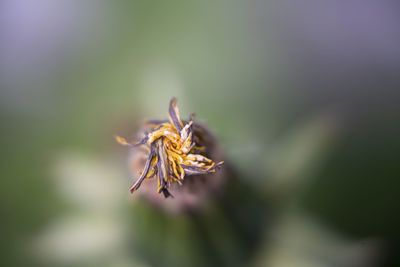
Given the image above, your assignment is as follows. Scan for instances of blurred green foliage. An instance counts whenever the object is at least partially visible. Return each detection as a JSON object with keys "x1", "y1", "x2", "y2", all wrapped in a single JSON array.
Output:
[{"x1": 1, "y1": 1, "x2": 400, "y2": 266}]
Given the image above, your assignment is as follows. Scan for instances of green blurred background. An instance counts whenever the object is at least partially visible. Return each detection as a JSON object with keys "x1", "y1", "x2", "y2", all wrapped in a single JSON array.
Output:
[{"x1": 1, "y1": 1, "x2": 400, "y2": 266}]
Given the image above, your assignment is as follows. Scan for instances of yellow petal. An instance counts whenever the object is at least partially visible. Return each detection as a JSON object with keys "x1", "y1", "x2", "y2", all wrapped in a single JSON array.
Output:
[{"x1": 115, "y1": 135, "x2": 130, "y2": 146}]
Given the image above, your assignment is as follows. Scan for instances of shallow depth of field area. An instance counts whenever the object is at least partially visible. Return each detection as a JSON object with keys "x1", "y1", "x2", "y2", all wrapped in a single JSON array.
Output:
[{"x1": 1, "y1": 1, "x2": 400, "y2": 267}]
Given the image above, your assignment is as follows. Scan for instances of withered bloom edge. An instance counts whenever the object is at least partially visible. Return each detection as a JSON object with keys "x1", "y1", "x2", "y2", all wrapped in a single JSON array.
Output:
[{"x1": 116, "y1": 98, "x2": 224, "y2": 198}]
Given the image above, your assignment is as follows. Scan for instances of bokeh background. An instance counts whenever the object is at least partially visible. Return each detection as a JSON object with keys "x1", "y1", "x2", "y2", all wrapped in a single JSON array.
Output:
[{"x1": 1, "y1": 1, "x2": 400, "y2": 266}]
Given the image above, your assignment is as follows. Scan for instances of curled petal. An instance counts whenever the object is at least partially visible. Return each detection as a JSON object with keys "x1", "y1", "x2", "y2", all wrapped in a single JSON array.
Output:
[
  {"x1": 129, "y1": 145, "x2": 157, "y2": 192},
  {"x1": 168, "y1": 97, "x2": 184, "y2": 132},
  {"x1": 156, "y1": 139, "x2": 168, "y2": 193},
  {"x1": 161, "y1": 188, "x2": 173, "y2": 198},
  {"x1": 115, "y1": 136, "x2": 132, "y2": 146},
  {"x1": 181, "y1": 161, "x2": 224, "y2": 176}
]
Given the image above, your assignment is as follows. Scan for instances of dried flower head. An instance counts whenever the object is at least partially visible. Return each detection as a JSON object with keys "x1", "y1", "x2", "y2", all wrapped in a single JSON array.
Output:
[{"x1": 116, "y1": 98, "x2": 224, "y2": 198}]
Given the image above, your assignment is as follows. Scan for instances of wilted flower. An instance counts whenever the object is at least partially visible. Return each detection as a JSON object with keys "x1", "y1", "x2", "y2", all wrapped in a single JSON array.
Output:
[{"x1": 116, "y1": 98, "x2": 224, "y2": 198}]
